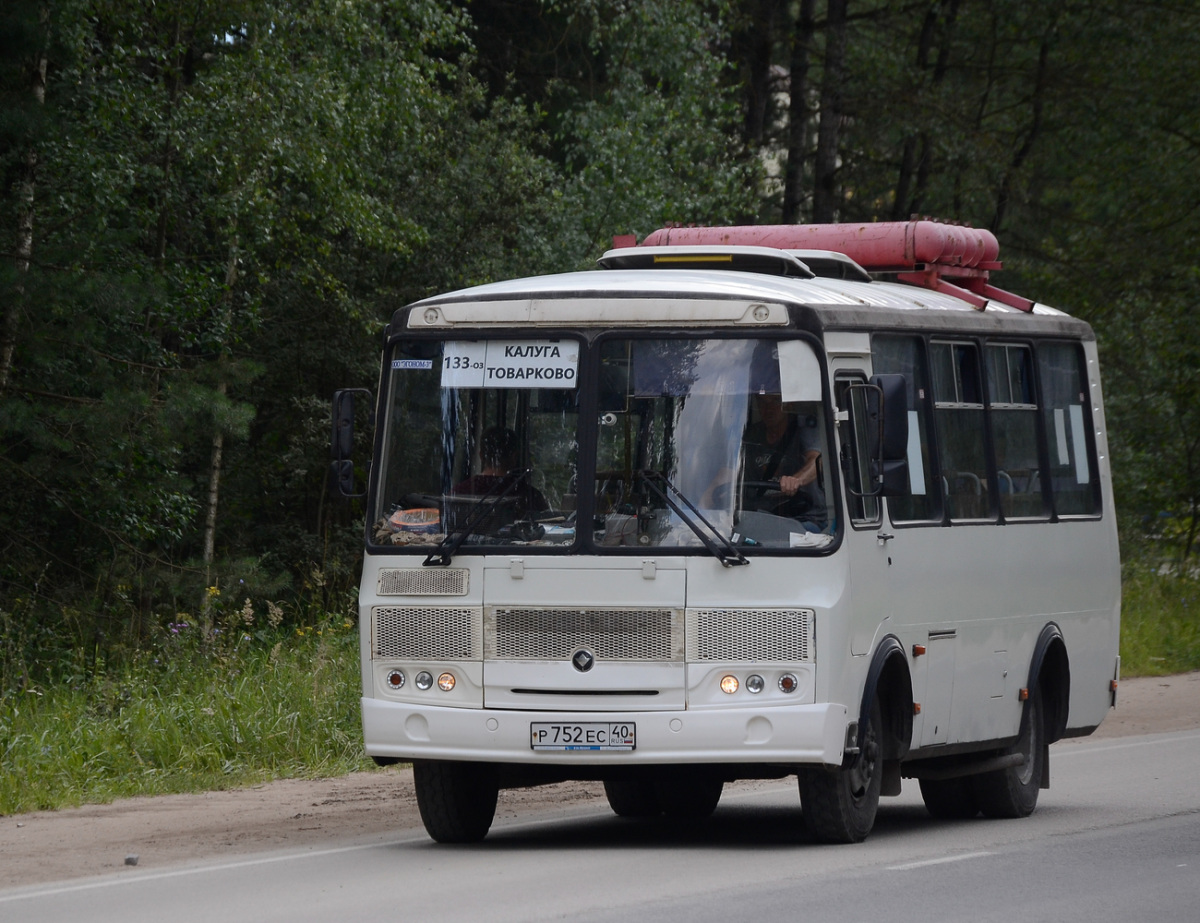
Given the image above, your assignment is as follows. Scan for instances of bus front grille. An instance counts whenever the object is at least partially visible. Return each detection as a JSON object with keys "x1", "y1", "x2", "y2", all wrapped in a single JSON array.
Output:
[
  {"x1": 372, "y1": 605, "x2": 812, "y2": 664},
  {"x1": 377, "y1": 568, "x2": 468, "y2": 596},
  {"x1": 487, "y1": 608, "x2": 684, "y2": 661},
  {"x1": 373, "y1": 606, "x2": 482, "y2": 660},
  {"x1": 687, "y1": 608, "x2": 814, "y2": 662}
]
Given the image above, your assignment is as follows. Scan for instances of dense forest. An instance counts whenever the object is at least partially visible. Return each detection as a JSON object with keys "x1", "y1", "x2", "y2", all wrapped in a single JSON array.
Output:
[{"x1": 2, "y1": 0, "x2": 1198, "y2": 685}]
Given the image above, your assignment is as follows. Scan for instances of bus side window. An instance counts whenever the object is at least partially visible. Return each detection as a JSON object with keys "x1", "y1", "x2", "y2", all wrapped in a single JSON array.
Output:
[
  {"x1": 1038, "y1": 343, "x2": 1100, "y2": 516},
  {"x1": 871, "y1": 335, "x2": 938, "y2": 522},
  {"x1": 836, "y1": 377, "x2": 881, "y2": 525},
  {"x1": 931, "y1": 341, "x2": 994, "y2": 522},
  {"x1": 986, "y1": 343, "x2": 1047, "y2": 520}
]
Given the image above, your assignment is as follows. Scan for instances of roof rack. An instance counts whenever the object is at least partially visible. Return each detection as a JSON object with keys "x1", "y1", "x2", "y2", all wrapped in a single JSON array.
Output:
[{"x1": 618, "y1": 220, "x2": 1034, "y2": 312}]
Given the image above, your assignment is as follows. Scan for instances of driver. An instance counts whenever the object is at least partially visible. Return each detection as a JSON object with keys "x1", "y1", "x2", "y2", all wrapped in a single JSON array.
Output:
[
  {"x1": 741, "y1": 391, "x2": 822, "y2": 508},
  {"x1": 699, "y1": 391, "x2": 824, "y2": 524}
]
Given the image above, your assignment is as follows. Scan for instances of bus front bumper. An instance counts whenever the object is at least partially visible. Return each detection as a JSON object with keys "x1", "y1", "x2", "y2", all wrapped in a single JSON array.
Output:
[{"x1": 361, "y1": 697, "x2": 849, "y2": 768}]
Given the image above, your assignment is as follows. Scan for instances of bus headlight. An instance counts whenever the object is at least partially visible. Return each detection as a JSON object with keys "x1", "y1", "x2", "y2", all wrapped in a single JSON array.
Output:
[
  {"x1": 385, "y1": 669, "x2": 405, "y2": 689},
  {"x1": 720, "y1": 675, "x2": 740, "y2": 694},
  {"x1": 415, "y1": 671, "x2": 434, "y2": 691},
  {"x1": 746, "y1": 674, "x2": 765, "y2": 694},
  {"x1": 778, "y1": 673, "x2": 799, "y2": 694},
  {"x1": 437, "y1": 672, "x2": 456, "y2": 692}
]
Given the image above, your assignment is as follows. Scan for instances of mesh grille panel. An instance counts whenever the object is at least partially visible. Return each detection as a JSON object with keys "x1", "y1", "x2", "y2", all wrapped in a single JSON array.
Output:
[
  {"x1": 687, "y1": 608, "x2": 813, "y2": 662},
  {"x1": 373, "y1": 606, "x2": 481, "y2": 660},
  {"x1": 488, "y1": 608, "x2": 683, "y2": 661},
  {"x1": 377, "y1": 568, "x2": 468, "y2": 596}
]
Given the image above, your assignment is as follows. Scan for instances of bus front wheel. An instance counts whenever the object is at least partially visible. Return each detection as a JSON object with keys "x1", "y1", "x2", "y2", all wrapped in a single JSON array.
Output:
[
  {"x1": 799, "y1": 696, "x2": 883, "y2": 843},
  {"x1": 603, "y1": 776, "x2": 661, "y2": 818},
  {"x1": 412, "y1": 760, "x2": 499, "y2": 843}
]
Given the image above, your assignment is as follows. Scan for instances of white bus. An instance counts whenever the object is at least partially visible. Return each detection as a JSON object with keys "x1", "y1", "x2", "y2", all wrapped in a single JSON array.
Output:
[{"x1": 332, "y1": 219, "x2": 1120, "y2": 843}]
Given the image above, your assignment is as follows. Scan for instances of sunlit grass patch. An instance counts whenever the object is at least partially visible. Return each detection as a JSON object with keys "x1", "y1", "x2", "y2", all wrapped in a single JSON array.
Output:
[
  {"x1": 0, "y1": 619, "x2": 373, "y2": 815},
  {"x1": 1120, "y1": 565, "x2": 1200, "y2": 677}
]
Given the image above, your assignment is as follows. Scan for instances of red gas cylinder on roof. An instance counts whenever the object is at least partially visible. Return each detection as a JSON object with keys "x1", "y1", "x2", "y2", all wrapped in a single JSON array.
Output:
[
  {"x1": 632, "y1": 219, "x2": 1030, "y2": 311},
  {"x1": 639, "y1": 220, "x2": 1001, "y2": 271}
]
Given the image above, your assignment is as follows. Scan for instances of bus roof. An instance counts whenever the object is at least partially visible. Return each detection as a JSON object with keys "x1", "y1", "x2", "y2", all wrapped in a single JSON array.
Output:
[
  {"x1": 400, "y1": 220, "x2": 1090, "y2": 338},
  {"x1": 401, "y1": 266, "x2": 1090, "y2": 340}
]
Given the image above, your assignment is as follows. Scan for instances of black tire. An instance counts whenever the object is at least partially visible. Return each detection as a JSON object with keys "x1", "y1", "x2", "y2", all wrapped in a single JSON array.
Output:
[
  {"x1": 919, "y1": 777, "x2": 980, "y2": 819},
  {"x1": 971, "y1": 687, "x2": 1044, "y2": 819},
  {"x1": 412, "y1": 760, "x2": 499, "y2": 843},
  {"x1": 603, "y1": 777, "x2": 662, "y2": 818},
  {"x1": 654, "y1": 771, "x2": 723, "y2": 820},
  {"x1": 799, "y1": 696, "x2": 883, "y2": 843}
]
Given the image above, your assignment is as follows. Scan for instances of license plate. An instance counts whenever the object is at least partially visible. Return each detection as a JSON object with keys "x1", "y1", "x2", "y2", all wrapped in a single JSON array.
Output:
[{"x1": 530, "y1": 722, "x2": 636, "y2": 751}]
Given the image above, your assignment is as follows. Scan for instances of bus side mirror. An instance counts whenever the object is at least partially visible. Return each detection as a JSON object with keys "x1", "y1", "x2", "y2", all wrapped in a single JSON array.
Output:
[
  {"x1": 330, "y1": 388, "x2": 372, "y2": 499},
  {"x1": 868, "y1": 374, "x2": 909, "y2": 497}
]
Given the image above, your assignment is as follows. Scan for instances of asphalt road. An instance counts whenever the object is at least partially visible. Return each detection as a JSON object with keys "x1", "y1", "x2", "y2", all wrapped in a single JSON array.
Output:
[{"x1": 4, "y1": 729, "x2": 1198, "y2": 923}]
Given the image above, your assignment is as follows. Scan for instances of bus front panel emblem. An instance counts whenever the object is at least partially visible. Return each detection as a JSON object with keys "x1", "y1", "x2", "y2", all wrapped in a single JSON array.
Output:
[{"x1": 572, "y1": 650, "x2": 595, "y2": 673}]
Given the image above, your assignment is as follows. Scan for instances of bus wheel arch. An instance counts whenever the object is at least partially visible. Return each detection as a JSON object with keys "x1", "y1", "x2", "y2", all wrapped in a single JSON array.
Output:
[
  {"x1": 862, "y1": 635, "x2": 914, "y2": 766},
  {"x1": 1030, "y1": 622, "x2": 1071, "y2": 746}
]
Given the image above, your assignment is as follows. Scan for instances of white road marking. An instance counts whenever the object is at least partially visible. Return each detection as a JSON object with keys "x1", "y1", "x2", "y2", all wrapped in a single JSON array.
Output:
[{"x1": 887, "y1": 851, "x2": 994, "y2": 872}]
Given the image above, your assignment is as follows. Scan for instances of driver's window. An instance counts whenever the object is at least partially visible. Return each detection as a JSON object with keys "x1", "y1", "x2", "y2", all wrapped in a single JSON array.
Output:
[{"x1": 837, "y1": 375, "x2": 882, "y2": 525}]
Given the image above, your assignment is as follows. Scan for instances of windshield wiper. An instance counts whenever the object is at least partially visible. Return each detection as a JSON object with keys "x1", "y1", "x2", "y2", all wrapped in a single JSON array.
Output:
[
  {"x1": 637, "y1": 470, "x2": 748, "y2": 567},
  {"x1": 423, "y1": 470, "x2": 532, "y2": 567}
]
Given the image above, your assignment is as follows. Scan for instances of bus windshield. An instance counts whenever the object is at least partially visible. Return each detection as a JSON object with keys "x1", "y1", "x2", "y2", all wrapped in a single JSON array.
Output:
[{"x1": 372, "y1": 334, "x2": 834, "y2": 552}]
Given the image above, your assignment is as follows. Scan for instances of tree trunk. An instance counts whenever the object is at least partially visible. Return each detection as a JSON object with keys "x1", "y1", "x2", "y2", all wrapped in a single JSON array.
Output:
[
  {"x1": 990, "y1": 32, "x2": 1051, "y2": 231},
  {"x1": 201, "y1": 387, "x2": 227, "y2": 583},
  {"x1": 200, "y1": 239, "x2": 239, "y2": 620},
  {"x1": 0, "y1": 8, "x2": 48, "y2": 393},
  {"x1": 737, "y1": 0, "x2": 788, "y2": 149},
  {"x1": 890, "y1": 0, "x2": 961, "y2": 220},
  {"x1": 781, "y1": 0, "x2": 816, "y2": 223},
  {"x1": 812, "y1": 0, "x2": 848, "y2": 223}
]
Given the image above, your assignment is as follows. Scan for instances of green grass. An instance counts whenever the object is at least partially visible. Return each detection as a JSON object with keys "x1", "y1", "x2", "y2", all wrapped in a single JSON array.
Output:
[
  {"x1": 1119, "y1": 564, "x2": 1200, "y2": 677},
  {"x1": 0, "y1": 619, "x2": 373, "y2": 815}
]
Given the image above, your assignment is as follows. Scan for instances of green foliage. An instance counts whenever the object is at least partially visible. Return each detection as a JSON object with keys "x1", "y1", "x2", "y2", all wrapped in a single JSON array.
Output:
[
  {"x1": 0, "y1": 611, "x2": 370, "y2": 814},
  {"x1": 1120, "y1": 565, "x2": 1200, "y2": 677},
  {"x1": 536, "y1": 0, "x2": 758, "y2": 252}
]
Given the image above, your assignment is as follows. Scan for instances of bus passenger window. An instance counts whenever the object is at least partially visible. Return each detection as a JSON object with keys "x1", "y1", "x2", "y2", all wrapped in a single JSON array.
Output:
[
  {"x1": 872, "y1": 335, "x2": 938, "y2": 522},
  {"x1": 1038, "y1": 343, "x2": 1099, "y2": 516},
  {"x1": 986, "y1": 344, "x2": 1047, "y2": 519},
  {"x1": 931, "y1": 341, "x2": 994, "y2": 521}
]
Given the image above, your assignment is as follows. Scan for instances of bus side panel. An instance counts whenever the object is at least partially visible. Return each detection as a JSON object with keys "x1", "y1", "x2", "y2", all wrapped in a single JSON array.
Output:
[{"x1": 869, "y1": 517, "x2": 1118, "y2": 752}]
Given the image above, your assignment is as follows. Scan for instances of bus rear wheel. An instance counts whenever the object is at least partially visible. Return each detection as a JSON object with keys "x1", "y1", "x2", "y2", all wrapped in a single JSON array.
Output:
[
  {"x1": 412, "y1": 760, "x2": 499, "y2": 843},
  {"x1": 799, "y1": 696, "x2": 883, "y2": 843},
  {"x1": 971, "y1": 686, "x2": 1044, "y2": 818}
]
